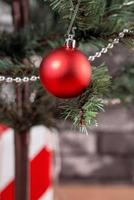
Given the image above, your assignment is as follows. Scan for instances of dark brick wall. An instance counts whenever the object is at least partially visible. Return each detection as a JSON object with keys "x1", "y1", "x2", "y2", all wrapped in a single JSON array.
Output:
[{"x1": 57, "y1": 105, "x2": 134, "y2": 183}]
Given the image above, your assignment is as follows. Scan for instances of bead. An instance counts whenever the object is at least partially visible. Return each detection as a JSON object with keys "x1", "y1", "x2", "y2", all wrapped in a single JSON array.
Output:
[
  {"x1": 23, "y1": 77, "x2": 29, "y2": 82},
  {"x1": 30, "y1": 76, "x2": 38, "y2": 81},
  {"x1": 100, "y1": 48, "x2": 106, "y2": 53},
  {"x1": 0, "y1": 76, "x2": 5, "y2": 81},
  {"x1": 129, "y1": 30, "x2": 134, "y2": 34},
  {"x1": 119, "y1": 32, "x2": 125, "y2": 38},
  {"x1": 107, "y1": 43, "x2": 114, "y2": 49},
  {"x1": 95, "y1": 52, "x2": 102, "y2": 57},
  {"x1": 88, "y1": 56, "x2": 95, "y2": 61},
  {"x1": 113, "y1": 38, "x2": 119, "y2": 44},
  {"x1": 14, "y1": 77, "x2": 22, "y2": 83},
  {"x1": 123, "y1": 29, "x2": 129, "y2": 33},
  {"x1": 30, "y1": 76, "x2": 37, "y2": 81},
  {"x1": 6, "y1": 77, "x2": 13, "y2": 83},
  {"x1": 95, "y1": 122, "x2": 99, "y2": 127},
  {"x1": 102, "y1": 48, "x2": 108, "y2": 53}
]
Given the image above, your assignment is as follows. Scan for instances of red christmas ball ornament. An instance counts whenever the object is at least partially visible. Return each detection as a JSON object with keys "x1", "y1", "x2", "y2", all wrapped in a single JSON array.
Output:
[{"x1": 39, "y1": 46, "x2": 91, "y2": 98}]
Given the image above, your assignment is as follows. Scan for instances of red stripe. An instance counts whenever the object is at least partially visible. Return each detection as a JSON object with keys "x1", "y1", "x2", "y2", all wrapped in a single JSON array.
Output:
[
  {"x1": 1, "y1": 148, "x2": 52, "y2": 200},
  {"x1": 30, "y1": 148, "x2": 52, "y2": 200},
  {"x1": 0, "y1": 124, "x2": 9, "y2": 135},
  {"x1": 1, "y1": 181, "x2": 14, "y2": 200}
]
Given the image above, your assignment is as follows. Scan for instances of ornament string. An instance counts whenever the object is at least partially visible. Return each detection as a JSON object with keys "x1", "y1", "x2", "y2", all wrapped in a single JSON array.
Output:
[{"x1": 66, "y1": 0, "x2": 81, "y2": 36}]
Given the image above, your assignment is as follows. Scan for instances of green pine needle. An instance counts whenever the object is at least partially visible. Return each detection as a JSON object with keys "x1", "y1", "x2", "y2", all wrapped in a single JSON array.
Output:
[{"x1": 60, "y1": 64, "x2": 111, "y2": 127}]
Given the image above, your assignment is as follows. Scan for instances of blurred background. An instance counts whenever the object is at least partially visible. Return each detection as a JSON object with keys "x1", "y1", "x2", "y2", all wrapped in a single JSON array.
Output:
[{"x1": 0, "y1": 0, "x2": 134, "y2": 200}]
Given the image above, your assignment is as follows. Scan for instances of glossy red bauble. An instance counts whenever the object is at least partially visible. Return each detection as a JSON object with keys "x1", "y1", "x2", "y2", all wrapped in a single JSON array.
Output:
[{"x1": 39, "y1": 47, "x2": 91, "y2": 98}]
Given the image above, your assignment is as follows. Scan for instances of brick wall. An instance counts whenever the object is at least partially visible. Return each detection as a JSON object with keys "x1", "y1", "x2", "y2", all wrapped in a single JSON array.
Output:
[{"x1": 57, "y1": 104, "x2": 134, "y2": 183}]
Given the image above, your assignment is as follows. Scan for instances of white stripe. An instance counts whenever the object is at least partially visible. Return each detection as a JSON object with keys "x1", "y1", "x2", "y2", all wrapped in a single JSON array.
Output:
[
  {"x1": 0, "y1": 129, "x2": 14, "y2": 191},
  {"x1": 39, "y1": 188, "x2": 53, "y2": 200},
  {"x1": 29, "y1": 126, "x2": 55, "y2": 160},
  {"x1": 0, "y1": 126, "x2": 55, "y2": 192}
]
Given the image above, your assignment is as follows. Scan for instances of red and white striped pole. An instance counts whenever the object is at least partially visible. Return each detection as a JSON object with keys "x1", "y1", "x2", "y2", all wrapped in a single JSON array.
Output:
[{"x1": 0, "y1": 125, "x2": 54, "y2": 200}]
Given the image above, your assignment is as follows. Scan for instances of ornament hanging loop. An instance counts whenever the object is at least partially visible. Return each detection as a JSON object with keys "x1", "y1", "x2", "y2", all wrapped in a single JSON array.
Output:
[
  {"x1": 65, "y1": 27, "x2": 76, "y2": 49},
  {"x1": 71, "y1": 27, "x2": 77, "y2": 36}
]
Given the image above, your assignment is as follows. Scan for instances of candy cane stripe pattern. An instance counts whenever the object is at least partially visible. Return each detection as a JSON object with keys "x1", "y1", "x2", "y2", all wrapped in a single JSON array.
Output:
[{"x1": 0, "y1": 125, "x2": 54, "y2": 200}]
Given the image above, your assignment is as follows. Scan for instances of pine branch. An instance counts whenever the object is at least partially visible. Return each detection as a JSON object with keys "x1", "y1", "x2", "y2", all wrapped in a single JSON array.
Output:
[
  {"x1": 0, "y1": 27, "x2": 63, "y2": 62},
  {"x1": 0, "y1": 0, "x2": 133, "y2": 132},
  {"x1": 0, "y1": 80, "x2": 57, "y2": 132},
  {"x1": 59, "y1": 64, "x2": 111, "y2": 127},
  {"x1": 0, "y1": 58, "x2": 38, "y2": 77},
  {"x1": 48, "y1": 0, "x2": 134, "y2": 33}
]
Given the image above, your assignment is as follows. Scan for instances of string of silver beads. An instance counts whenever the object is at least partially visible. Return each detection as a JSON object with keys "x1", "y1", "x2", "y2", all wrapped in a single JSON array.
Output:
[
  {"x1": 0, "y1": 29, "x2": 133, "y2": 83},
  {"x1": 0, "y1": 75, "x2": 40, "y2": 83},
  {"x1": 88, "y1": 29, "x2": 131, "y2": 61}
]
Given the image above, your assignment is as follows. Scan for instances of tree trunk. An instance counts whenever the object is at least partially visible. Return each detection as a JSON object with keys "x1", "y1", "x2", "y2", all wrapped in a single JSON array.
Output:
[
  {"x1": 14, "y1": 132, "x2": 30, "y2": 200},
  {"x1": 20, "y1": 0, "x2": 29, "y2": 28},
  {"x1": 14, "y1": 83, "x2": 30, "y2": 200},
  {"x1": 12, "y1": 0, "x2": 29, "y2": 31},
  {"x1": 12, "y1": 0, "x2": 21, "y2": 31}
]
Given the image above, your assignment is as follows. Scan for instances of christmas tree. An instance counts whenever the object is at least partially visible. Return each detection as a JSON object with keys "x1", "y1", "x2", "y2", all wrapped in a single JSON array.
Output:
[{"x1": 0, "y1": 0, "x2": 133, "y2": 199}]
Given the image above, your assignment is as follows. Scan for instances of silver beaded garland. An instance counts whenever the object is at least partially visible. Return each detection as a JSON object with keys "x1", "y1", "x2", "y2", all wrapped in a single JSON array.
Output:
[
  {"x1": 0, "y1": 75, "x2": 39, "y2": 83},
  {"x1": 88, "y1": 28, "x2": 131, "y2": 61},
  {"x1": 0, "y1": 28, "x2": 133, "y2": 84}
]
